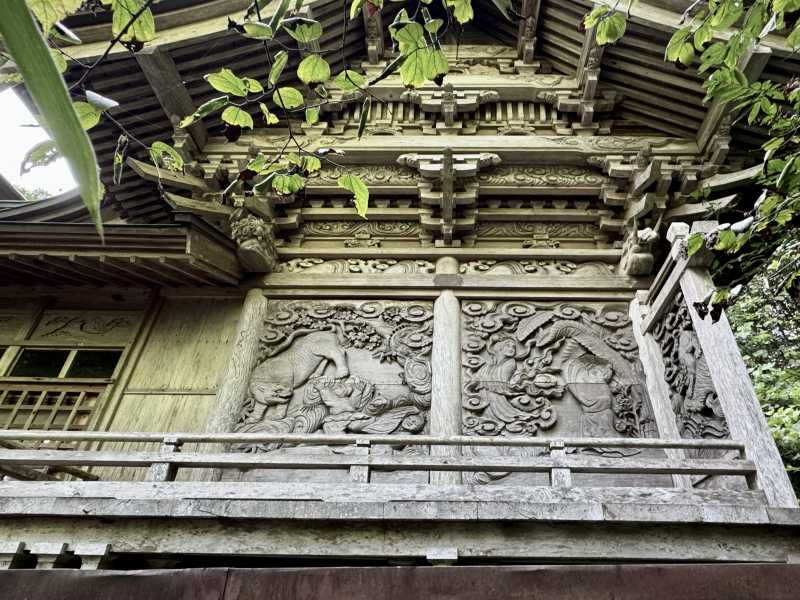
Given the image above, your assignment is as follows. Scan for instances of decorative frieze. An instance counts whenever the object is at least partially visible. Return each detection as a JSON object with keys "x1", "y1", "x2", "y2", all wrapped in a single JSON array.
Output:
[
  {"x1": 235, "y1": 301, "x2": 433, "y2": 452},
  {"x1": 28, "y1": 311, "x2": 139, "y2": 344},
  {"x1": 275, "y1": 258, "x2": 435, "y2": 274},
  {"x1": 459, "y1": 260, "x2": 615, "y2": 276}
]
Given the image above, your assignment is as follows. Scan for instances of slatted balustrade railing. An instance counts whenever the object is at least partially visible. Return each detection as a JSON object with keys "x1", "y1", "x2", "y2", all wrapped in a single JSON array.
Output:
[{"x1": 0, "y1": 430, "x2": 753, "y2": 487}]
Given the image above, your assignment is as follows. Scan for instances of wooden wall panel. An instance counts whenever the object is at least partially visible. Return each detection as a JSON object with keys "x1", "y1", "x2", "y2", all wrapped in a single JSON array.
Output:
[
  {"x1": 126, "y1": 298, "x2": 241, "y2": 392},
  {"x1": 98, "y1": 393, "x2": 215, "y2": 481}
]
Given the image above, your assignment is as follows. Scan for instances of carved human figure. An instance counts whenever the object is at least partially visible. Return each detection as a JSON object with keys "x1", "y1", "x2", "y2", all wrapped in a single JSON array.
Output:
[{"x1": 564, "y1": 355, "x2": 617, "y2": 438}]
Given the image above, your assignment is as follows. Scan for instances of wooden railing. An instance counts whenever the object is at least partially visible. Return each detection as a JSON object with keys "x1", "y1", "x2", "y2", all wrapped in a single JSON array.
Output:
[{"x1": 0, "y1": 430, "x2": 753, "y2": 487}]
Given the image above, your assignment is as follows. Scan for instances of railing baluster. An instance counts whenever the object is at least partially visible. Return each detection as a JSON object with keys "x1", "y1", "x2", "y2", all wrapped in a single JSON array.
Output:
[
  {"x1": 349, "y1": 438, "x2": 371, "y2": 483},
  {"x1": 549, "y1": 441, "x2": 572, "y2": 488},
  {"x1": 146, "y1": 436, "x2": 182, "y2": 482}
]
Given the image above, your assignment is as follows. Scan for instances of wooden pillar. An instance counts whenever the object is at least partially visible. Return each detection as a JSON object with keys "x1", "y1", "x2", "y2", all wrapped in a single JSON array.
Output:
[
  {"x1": 679, "y1": 267, "x2": 798, "y2": 508},
  {"x1": 205, "y1": 288, "x2": 268, "y2": 434},
  {"x1": 429, "y1": 257, "x2": 462, "y2": 485}
]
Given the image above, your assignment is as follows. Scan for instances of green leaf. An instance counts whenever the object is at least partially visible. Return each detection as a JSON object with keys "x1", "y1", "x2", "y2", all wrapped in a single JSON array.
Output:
[
  {"x1": 338, "y1": 174, "x2": 369, "y2": 218},
  {"x1": 149, "y1": 141, "x2": 184, "y2": 172},
  {"x1": 179, "y1": 95, "x2": 229, "y2": 128},
  {"x1": 677, "y1": 42, "x2": 696, "y2": 66},
  {"x1": 72, "y1": 101, "x2": 102, "y2": 130},
  {"x1": 269, "y1": 51, "x2": 288, "y2": 86},
  {"x1": 267, "y1": 0, "x2": 292, "y2": 31},
  {"x1": 693, "y1": 22, "x2": 712, "y2": 49},
  {"x1": 259, "y1": 102, "x2": 279, "y2": 125},
  {"x1": 50, "y1": 48, "x2": 67, "y2": 73},
  {"x1": 666, "y1": 27, "x2": 691, "y2": 61},
  {"x1": 305, "y1": 106, "x2": 320, "y2": 125},
  {"x1": 686, "y1": 232, "x2": 706, "y2": 256},
  {"x1": 205, "y1": 68, "x2": 249, "y2": 97},
  {"x1": 272, "y1": 173, "x2": 305, "y2": 194},
  {"x1": 595, "y1": 11, "x2": 626, "y2": 45},
  {"x1": 699, "y1": 41, "x2": 727, "y2": 72},
  {"x1": 710, "y1": 1, "x2": 744, "y2": 29},
  {"x1": 297, "y1": 54, "x2": 331, "y2": 84},
  {"x1": 273, "y1": 86, "x2": 305, "y2": 109},
  {"x1": 584, "y1": 5, "x2": 609, "y2": 28},
  {"x1": 424, "y1": 18, "x2": 443, "y2": 33},
  {"x1": 181, "y1": 96, "x2": 228, "y2": 127},
  {"x1": 284, "y1": 18, "x2": 323, "y2": 44},
  {"x1": 788, "y1": 22, "x2": 800, "y2": 49},
  {"x1": 111, "y1": 0, "x2": 156, "y2": 43},
  {"x1": 221, "y1": 106, "x2": 254, "y2": 129},
  {"x1": 445, "y1": 0, "x2": 474, "y2": 24},
  {"x1": 1, "y1": 0, "x2": 103, "y2": 234},
  {"x1": 301, "y1": 155, "x2": 321, "y2": 173},
  {"x1": 334, "y1": 69, "x2": 366, "y2": 91},
  {"x1": 21, "y1": 139, "x2": 59, "y2": 174},
  {"x1": 350, "y1": 0, "x2": 365, "y2": 20},
  {"x1": 243, "y1": 21, "x2": 274, "y2": 40},
  {"x1": 715, "y1": 229, "x2": 736, "y2": 251},
  {"x1": 26, "y1": 0, "x2": 82, "y2": 34},
  {"x1": 243, "y1": 77, "x2": 264, "y2": 93}
]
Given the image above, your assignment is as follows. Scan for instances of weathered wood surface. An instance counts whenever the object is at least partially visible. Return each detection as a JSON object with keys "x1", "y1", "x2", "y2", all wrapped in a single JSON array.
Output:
[
  {"x1": 3, "y1": 514, "x2": 799, "y2": 563},
  {"x1": 680, "y1": 267, "x2": 799, "y2": 508},
  {"x1": 629, "y1": 296, "x2": 692, "y2": 489},
  {"x1": 0, "y1": 448, "x2": 757, "y2": 476},
  {"x1": 204, "y1": 290, "x2": 268, "y2": 435},
  {"x1": 0, "y1": 430, "x2": 746, "y2": 450},
  {"x1": 430, "y1": 259, "x2": 463, "y2": 485}
]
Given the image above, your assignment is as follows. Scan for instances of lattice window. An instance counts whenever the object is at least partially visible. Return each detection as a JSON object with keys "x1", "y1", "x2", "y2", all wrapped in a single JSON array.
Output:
[{"x1": 0, "y1": 348, "x2": 123, "y2": 445}]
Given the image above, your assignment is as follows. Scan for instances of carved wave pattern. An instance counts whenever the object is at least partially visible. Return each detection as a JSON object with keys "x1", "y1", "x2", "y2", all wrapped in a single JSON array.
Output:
[{"x1": 308, "y1": 166, "x2": 417, "y2": 186}]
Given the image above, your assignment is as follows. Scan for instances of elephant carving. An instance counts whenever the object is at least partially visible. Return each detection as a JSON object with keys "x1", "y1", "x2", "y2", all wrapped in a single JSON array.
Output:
[{"x1": 239, "y1": 328, "x2": 349, "y2": 425}]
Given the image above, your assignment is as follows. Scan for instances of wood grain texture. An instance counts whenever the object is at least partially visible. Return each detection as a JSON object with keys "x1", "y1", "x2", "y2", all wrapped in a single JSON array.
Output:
[
  {"x1": 127, "y1": 298, "x2": 240, "y2": 391},
  {"x1": 680, "y1": 267, "x2": 798, "y2": 508},
  {"x1": 429, "y1": 289, "x2": 462, "y2": 485},
  {"x1": 630, "y1": 296, "x2": 692, "y2": 489}
]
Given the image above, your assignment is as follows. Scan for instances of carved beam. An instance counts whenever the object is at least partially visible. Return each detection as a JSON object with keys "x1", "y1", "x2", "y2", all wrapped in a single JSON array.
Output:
[{"x1": 135, "y1": 47, "x2": 207, "y2": 150}]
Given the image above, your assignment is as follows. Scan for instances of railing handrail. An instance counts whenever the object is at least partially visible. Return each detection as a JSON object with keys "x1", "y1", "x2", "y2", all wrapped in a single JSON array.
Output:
[{"x1": 0, "y1": 430, "x2": 746, "y2": 450}]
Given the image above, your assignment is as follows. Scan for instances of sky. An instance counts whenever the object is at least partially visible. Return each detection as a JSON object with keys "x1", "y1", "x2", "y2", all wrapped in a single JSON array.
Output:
[{"x1": 0, "y1": 88, "x2": 76, "y2": 196}]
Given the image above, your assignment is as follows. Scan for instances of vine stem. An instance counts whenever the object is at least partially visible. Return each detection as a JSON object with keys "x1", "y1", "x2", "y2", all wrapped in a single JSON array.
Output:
[{"x1": 69, "y1": 0, "x2": 158, "y2": 91}]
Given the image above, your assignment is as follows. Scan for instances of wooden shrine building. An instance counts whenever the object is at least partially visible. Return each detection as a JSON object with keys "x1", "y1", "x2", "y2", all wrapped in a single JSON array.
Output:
[{"x1": 1, "y1": 0, "x2": 799, "y2": 596}]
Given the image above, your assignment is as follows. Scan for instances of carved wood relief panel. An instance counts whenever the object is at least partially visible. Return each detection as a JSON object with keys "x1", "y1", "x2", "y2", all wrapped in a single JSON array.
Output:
[
  {"x1": 461, "y1": 301, "x2": 655, "y2": 445},
  {"x1": 460, "y1": 301, "x2": 661, "y2": 486},
  {"x1": 651, "y1": 293, "x2": 729, "y2": 442},
  {"x1": 235, "y1": 300, "x2": 433, "y2": 454}
]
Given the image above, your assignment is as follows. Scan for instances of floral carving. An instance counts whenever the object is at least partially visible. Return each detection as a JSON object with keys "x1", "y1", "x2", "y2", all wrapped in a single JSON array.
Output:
[
  {"x1": 276, "y1": 258, "x2": 435, "y2": 274},
  {"x1": 236, "y1": 301, "x2": 433, "y2": 452},
  {"x1": 474, "y1": 222, "x2": 600, "y2": 238},
  {"x1": 301, "y1": 221, "x2": 419, "y2": 238},
  {"x1": 477, "y1": 166, "x2": 605, "y2": 187}
]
